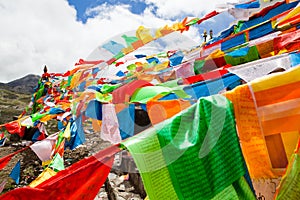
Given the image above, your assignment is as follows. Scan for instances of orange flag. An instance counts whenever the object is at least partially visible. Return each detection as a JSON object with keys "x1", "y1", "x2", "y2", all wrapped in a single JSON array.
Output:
[
  {"x1": 147, "y1": 98, "x2": 191, "y2": 125},
  {"x1": 225, "y1": 66, "x2": 300, "y2": 179}
]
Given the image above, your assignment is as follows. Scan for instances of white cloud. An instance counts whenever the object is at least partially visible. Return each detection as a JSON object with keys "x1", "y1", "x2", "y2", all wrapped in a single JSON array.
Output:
[
  {"x1": 145, "y1": 0, "x2": 239, "y2": 19},
  {"x1": 0, "y1": 0, "x2": 83, "y2": 82},
  {"x1": 0, "y1": 0, "x2": 236, "y2": 82}
]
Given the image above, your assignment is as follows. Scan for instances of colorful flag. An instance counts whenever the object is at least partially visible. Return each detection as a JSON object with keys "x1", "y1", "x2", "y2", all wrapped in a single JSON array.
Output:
[
  {"x1": 66, "y1": 116, "x2": 86, "y2": 150},
  {"x1": 101, "y1": 104, "x2": 122, "y2": 144},
  {"x1": 225, "y1": 66, "x2": 300, "y2": 179},
  {"x1": 85, "y1": 100, "x2": 102, "y2": 120},
  {"x1": 0, "y1": 147, "x2": 28, "y2": 170},
  {"x1": 4, "y1": 121, "x2": 25, "y2": 137},
  {"x1": 29, "y1": 168, "x2": 57, "y2": 188},
  {"x1": 116, "y1": 104, "x2": 135, "y2": 139},
  {"x1": 30, "y1": 133, "x2": 57, "y2": 162},
  {"x1": 0, "y1": 180, "x2": 7, "y2": 193},
  {"x1": 122, "y1": 95, "x2": 255, "y2": 199},
  {"x1": 228, "y1": 53, "x2": 291, "y2": 82},
  {"x1": 0, "y1": 145, "x2": 119, "y2": 200},
  {"x1": 49, "y1": 153, "x2": 64, "y2": 172},
  {"x1": 274, "y1": 139, "x2": 300, "y2": 199},
  {"x1": 0, "y1": 137, "x2": 6, "y2": 147},
  {"x1": 9, "y1": 160, "x2": 21, "y2": 184}
]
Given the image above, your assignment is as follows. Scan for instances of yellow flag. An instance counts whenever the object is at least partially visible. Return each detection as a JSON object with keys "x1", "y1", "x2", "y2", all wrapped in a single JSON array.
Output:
[
  {"x1": 63, "y1": 122, "x2": 71, "y2": 140},
  {"x1": 29, "y1": 168, "x2": 57, "y2": 188}
]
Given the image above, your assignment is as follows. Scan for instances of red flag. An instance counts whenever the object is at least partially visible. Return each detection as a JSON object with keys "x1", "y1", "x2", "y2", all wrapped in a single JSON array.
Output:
[
  {"x1": 112, "y1": 80, "x2": 153, "y2": 103},
  {"x1": 183, "y1": 66, "x2": 229, "y2": 84},
  {"x1": 0, "y1": 132, "x2": 4, "y2": 139},
  {"x1": 4, "y1": 121, "x2": 25, "y2": 137},
  {"x1": 0, "y1": 145, "x2": 120, "y2": 200},
  {"x1": 274, "y1": 29, "x2": 300, "y2": 53},
  {"x1": 0, "y1": 155, "x2": 13, "y2": 171},
  {"x1": 0, "y1": 147, "x2": 28, "y2": 170},
  {"x1": 197, "y1": 11, "x2": 219, "y2": 25},
  {"x1": 75, "y1": 58, "x2": 104, "y2": 66}
]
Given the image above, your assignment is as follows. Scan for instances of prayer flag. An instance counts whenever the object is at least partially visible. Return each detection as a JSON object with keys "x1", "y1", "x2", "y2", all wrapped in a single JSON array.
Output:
[
  {"x1": 225, "y1": 66, "x2": 300, "y2": 178},
  {"x1": 0, "y1": 145, "x2": 119, "y2": 200},
  {"x1": 9, "y1": 160, "x2": 21, "y2": 184},
  {"x1": 30, "y1": 133, "x2": 57, "y2": 162},
  {"x1": 122, "y1": 95, "x2": 255, "y2": 199}
]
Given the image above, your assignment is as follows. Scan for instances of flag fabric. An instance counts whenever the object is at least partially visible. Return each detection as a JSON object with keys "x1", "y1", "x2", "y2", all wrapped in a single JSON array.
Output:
[
  {"x1": 85, "y1": 100, "x2": 102, "y2": 120},
  {"x1": 0, "y1": 147, "x2": 28, "y2": 170},
  {"x1": 29, "y1": 168, "x2": 57, "y2": 188},
  {"x1": 4, "y1": 121, "x2": 25, "y2": 137},
  {"x1": 101, "y1": 104, "x2": 122, "y2": 144},
  {"x1": 0, "y1": 145, "x2": 119, "y2": 200},
  {"x1": 122, "y1": 95, "x2": 255, "y2": 199},
  {"x1": 0, "y1": 180, "x2": 7, "y2": 193},
  {"x1": 112, "y1": 80, "x2": 153, "y2": 104},
  {"x1": 274, "y1": 139, "x2": 300, "y2": 199},
  {"x1": 0, "y1": 137, "x2": 6, "y2": 147},
  {"x1": 228, "y1": 53, "x2": 291, "y2": 82},
  {"x1": 0, "y1": 1, "x2": 300, "y2": 198},
  {"x1": 225, "y1": 66, "x2": 300, "y2": 179},
  {"x1": 116, "y1": 104, "x2": 135, "y2": 139},
  {"x1": 30, "y1": 133, "x2": 57, "y2": 162},
  {"x1": 146, "y1": 98, "x2": 191, "y2": 125},
  {"x1": 9, "y1": 160, "x2": 21, "y2": 184},
  {"x1": 66, "y1": 116, "x2": 86, "y2": 150},
  {"x1": 49, "y1": 153, "x2": 64, "y2": 172}
]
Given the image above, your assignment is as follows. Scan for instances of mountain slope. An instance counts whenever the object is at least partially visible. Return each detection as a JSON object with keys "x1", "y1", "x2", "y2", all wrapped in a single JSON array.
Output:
[
  {"x1": 0, "y1": 88, "x2": 31, "y2": 124},
  {"x1": 0, "y1": 74, "x2": 40, "y2": 94}
]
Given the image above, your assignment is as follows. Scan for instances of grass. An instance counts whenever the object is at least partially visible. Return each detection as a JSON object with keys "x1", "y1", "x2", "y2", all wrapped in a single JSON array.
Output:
[{"x1": 0, "y1": 89, "x2": 31, "y2": 124}]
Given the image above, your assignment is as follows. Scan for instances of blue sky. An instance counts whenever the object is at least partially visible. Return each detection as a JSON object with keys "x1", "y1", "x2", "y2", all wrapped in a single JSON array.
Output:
[
  {"x1": 0, "y1": 0, "x2": 239, "y2": 82},
  {"x1": 67, "y1": 0, "x2": 158, "y2": 23},
  {"x1": 67, "y1": 0, "x2": 235, "y2": 33}
]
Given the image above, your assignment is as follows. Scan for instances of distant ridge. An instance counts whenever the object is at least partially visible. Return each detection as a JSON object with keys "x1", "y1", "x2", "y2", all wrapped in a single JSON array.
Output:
[{"x1": 0, "y1": 74, "x2": 41, "y2": 94}]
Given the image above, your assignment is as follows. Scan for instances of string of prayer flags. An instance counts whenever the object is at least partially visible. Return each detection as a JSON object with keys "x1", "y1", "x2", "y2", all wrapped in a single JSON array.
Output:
[{"x1": 0, "y1": 0, "x2": 299, "y2": 198}]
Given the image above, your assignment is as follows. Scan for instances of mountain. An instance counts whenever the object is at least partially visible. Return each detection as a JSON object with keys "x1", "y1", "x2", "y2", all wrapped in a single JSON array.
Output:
[
  {"x1": 0, "y1": 88, "x2": 32, "y2": 124},
  {"x1": 0, "y1": 74, "x2": 41, "y2": 94},
  {"x1": 0, "y1": 74, "x2": 41, "y2": 124}
]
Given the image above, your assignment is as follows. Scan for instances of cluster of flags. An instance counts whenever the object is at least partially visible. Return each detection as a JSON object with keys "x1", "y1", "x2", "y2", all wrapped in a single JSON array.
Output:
[{"x1": 0, "y1": 0, "x2": 300, "y2": 199}]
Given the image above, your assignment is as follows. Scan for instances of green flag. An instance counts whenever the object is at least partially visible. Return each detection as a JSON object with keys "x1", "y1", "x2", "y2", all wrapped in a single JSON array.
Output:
[
  {"x1": 275, "y1": 150, "x2": 300, "y2": 200},
  {"x1": 49, "y1": 153, "x2": 65, "y2": 172},
  {"x1": 122, "y1": 95, "x2": 256, "y2": 200}
]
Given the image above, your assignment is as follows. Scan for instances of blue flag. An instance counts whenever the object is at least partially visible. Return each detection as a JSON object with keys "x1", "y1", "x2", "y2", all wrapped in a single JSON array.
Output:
[
  {"x1": 0, "y1": 137, "x2": 6, "y2": 147},
  {"x1": 9, "y1": 160, "x2": 21, "y2": 184}
]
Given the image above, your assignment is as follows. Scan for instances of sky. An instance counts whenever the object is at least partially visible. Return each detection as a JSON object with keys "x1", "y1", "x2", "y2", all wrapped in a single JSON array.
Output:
[{"x1": 0, "y1": 0, "x2": 238, "y2": 83}]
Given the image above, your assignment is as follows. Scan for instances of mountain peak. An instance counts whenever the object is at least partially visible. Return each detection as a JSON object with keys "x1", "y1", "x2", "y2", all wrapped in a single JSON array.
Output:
[{"x1": 0, "y1": 74, "x2": 41, "y2": 94}]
